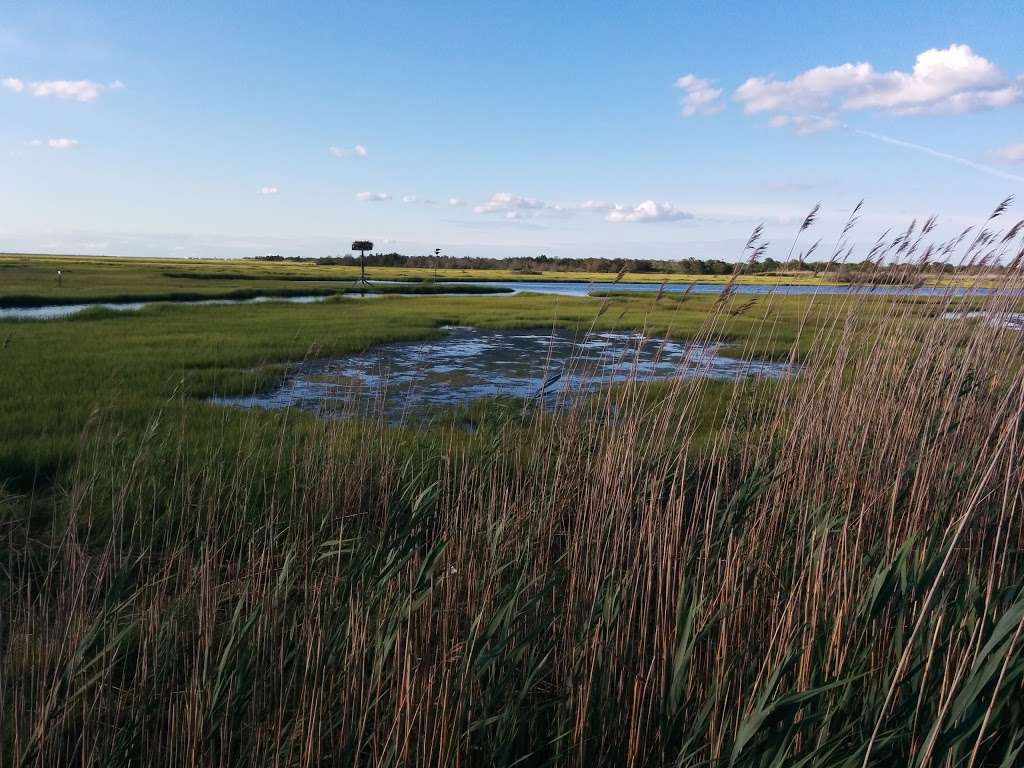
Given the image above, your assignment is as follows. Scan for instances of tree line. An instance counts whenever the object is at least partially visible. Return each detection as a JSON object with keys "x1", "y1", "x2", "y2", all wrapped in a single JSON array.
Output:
[{"x1": 251, "y1": 251, "x2": 978, "y2": 279}]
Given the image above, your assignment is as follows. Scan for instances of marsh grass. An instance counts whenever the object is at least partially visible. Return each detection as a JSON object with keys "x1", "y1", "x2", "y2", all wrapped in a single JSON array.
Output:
[
  {"x1": 3, "y1": 206, "x2": 1024, "y2": 766},
  {"x1": 0, "y1": 254, "x2": 845, "y2": 304}
]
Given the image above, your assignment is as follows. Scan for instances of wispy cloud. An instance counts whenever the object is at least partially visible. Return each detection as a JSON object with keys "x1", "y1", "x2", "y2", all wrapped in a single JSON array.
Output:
[
  {"x1": 855, "y1": 129, "x2": 1024, "y2": 183},
  {"x1": 992, "y1": 143, "x2": 1024, "y2": 164},
  {"x1": 675, "y1": 74, "x2": 724, "y2": 116},
  {"x1": 330, "y1": 144, "x2": 368, "y2": 158},
  {"x1": 4, "y1": 78, "x2": 124, "y2": 102},
  {"x1": 466, "y1": 194, "x2": 696, "y2": 225},
  {"x1": 768, "y1": 114, "x2": 838, "y2": 135},
  {"x1": 356, "y1": 191, "x2": 390, "y2": 202},
  {"x1": 448, "y1": 197, "x2": 466, "y2": 206},
  {"x1": 474, "y1": 192, "x2": 547, "y2": 215},
  {"x1": 30, "y1": 137, "x2": 80, "y2": 149},
  {"x1": 258, "y1": 186, "x2": 279, "y2": 195},
  {"x1": 575, "y1": 200, "x2": 617, "y2": 212}
]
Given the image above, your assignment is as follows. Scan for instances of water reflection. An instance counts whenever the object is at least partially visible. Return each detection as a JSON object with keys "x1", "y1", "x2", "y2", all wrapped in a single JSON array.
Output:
[
  {"x1": 0, "y1": 280, "x2": 995, "y2": 321},
  {"x1": 0, "y1": 294, "x2": 332, "y2": 320},
  {"x1": 454, "y1": 280, "x2": 992, "y2": 298},
  {"x1": 212, "y1": 326, "x2": 792, "y2": 421}
]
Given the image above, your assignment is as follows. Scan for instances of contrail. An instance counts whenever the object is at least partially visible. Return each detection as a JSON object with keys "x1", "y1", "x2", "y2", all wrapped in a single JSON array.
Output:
[{"x1": 852, "y1": 128, "x2": 1024, "y2": 185}]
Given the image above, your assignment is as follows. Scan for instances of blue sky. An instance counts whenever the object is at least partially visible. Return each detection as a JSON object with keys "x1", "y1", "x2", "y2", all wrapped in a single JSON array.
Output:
[{"x1": 2, "y1": 0, "x2": 1023, "y2": 260}]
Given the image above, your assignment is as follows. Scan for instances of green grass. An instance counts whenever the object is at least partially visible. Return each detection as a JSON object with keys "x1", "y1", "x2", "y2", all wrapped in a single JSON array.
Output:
[
  {"x1": 0, "y1": 288, "x2": 953, "y2": 493},
  {"x1": 0, "y1": 253, "x2": 847, "y2": 306},
  {"x1": 0, "y1": 256, "x2": 516, "y2": 307}
]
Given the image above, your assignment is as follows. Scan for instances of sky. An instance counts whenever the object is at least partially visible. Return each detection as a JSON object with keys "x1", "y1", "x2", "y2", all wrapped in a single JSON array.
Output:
[{"x1": 2, "y1": 0, "x2": 1023, "y2": 261}]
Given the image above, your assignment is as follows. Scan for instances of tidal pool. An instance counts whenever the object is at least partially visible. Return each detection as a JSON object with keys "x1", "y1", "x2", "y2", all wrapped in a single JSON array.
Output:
[{"x1": 212, "y1": 326, "x2": 792, "y2": 421}]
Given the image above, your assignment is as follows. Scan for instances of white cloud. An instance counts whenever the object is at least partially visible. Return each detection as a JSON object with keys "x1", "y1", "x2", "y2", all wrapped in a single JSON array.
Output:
[
  {"x1": 356, "y1": 191, "x2": 390, "y2": 202},
  {"x1": 330, "y1": 144, "x2": 368, "y2": 158},
  {"x1": 461, "y1": 194, "x2": 698, "y2": 224},
  {"x1": 735, "y1": 44, "x2": 1023, "y2": 118},
  {"x1": 473, "y1": 192, "x2": 547, "y2": 215},
  {"x1": 576, "y1": 200, "x2": 616, "y2": 212},
  {"x1": 768, "y1": 114, "x2": 839, "y2": 135},
  {"x1": 3, "y1": 77, "x2": 124, "y2": 101},
  {"x1": 28, "y1": 79, "x2": 121, "y2": 102},
  {"x1": 675, "y1": 74, "x2": 724, "y2": 115},
  {"x1": 993, "y1": 143, "x2": 1024, "y2": 164},
  {"x1": 605, "y1": 200, "x2": 694, "y2": 224},
  {"x1": 401, "y1": 194, "x2": 418, "y2": 203},
  {"x1": 31, "y1": 137, "x2": 80, "y2": 149},
  {"x1": 258, "y1": 186, "x2": 279, "y2": 195},
  {"x1": 448, "y1": 197, "x2": 466, "y2": 206}
]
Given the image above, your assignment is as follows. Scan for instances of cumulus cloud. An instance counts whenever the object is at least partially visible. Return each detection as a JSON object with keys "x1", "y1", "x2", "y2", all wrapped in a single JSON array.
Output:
[
  {"x1": 330, "y1": 144, "x2": 368, "y2": 158},
  {"x1": 258, "y1": 186, "x2": 279, "y2": 195},
  {"x1": 448, "y1": 197, "x2": 466, "y2": 206},
  {"x1": 356, "y1": 191, "x2": 390, "y2": 202},
  {"x1": 768, "y1": 114, "x2": 839, "y2": 135},
  {"x1": 675, "y1": 74, "x2": 724, "y2": 115},
  {"x1": 605, "y1": 200, "x2": 694, "y2": 224},
  {"x1": 735, "y1": 44, "x2": 1023, "y2": 119},
  {"x1": 993, "y1": 143, "x2": 1024, "y2": 164},
  {"x1": 2, "y1": 77, "x2": 24, "y2": 93}
]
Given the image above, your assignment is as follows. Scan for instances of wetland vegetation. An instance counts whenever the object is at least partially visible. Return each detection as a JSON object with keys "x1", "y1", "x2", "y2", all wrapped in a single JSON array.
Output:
[{"x1": 3, "y1": 210, "x2": 1024, "y2": 766}]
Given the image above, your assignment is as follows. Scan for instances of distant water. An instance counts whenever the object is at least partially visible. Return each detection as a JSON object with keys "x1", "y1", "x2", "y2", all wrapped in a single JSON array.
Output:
[
  {"x1": 0, "y1": 294, "x2": 333, "y2": 320},
  {"x1": 0, "y1": 279, "x2": 992, "y2": 321},
  {"x1": 452, "y1": 280, "x2": 991, "y2": 297},
  {"x1": 211, "y1": 326, "x2": 793, "y2": 422}
]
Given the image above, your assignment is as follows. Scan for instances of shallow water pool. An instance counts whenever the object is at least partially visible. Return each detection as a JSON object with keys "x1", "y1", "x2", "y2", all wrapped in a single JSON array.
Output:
[{"x1": 211, "y1": 326, "x2": 792, "y2": 422}]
